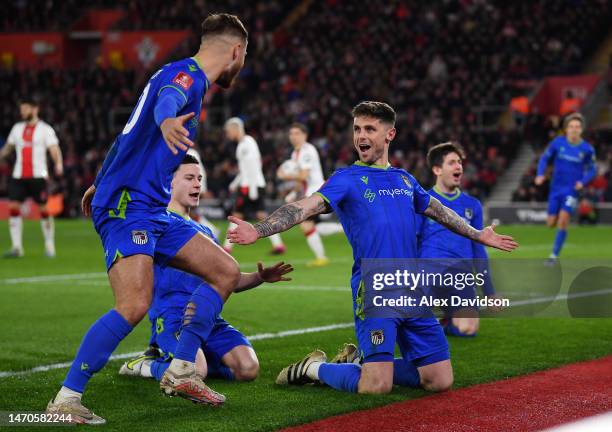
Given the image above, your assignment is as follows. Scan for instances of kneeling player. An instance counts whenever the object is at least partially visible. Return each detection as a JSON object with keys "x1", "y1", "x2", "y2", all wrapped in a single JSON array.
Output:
[
  {"x1": 120, "y1": 155, "x2": 292, "y2": 382},
  {"x1": 417, "y1": 142, "x2": 496, "y2": 337}
]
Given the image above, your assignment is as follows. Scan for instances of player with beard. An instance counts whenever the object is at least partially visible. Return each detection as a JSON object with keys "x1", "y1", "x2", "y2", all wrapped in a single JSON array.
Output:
[
  {"x1": 0, "y1": 98, "x2": 63, "y2": 258},
  {"x1": 228, "y1": 101, "x2": 517, "y2": 396},
  {"x1": 47, "y1": 14, "x2": 249, "y2": 423}
]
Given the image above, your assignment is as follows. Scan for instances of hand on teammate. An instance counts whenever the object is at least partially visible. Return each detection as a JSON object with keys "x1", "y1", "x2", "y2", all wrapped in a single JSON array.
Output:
[
  {"x1": 257, "y1": 261, "x2": 293, "y2": 283},
  {"x1": 574, "y1": 181, "x2": 583, "y2": 191},
  {"x1": 160, "y1": 112, "x2": 195, "y2": 155},
  {"x1": 478, "y1": 222, "x2": 518, "y2": 252},
  {"x1": 227, "y1": 216, "x2": 258, "y2": 244},
  {"x1": 534, "y1": 175, "x2": 546, "y2": 186},
  {"x1": 81, "y1": 185, "x2": 96, "y2": 217}
]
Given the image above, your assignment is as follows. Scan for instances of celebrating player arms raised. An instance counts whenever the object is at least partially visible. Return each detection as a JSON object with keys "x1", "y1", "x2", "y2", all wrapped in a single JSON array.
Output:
[
  {"x1": 229, "y1": 101, "x2": 517, "y2": 395},
  {"x1": 47, "y1": 14, "x2": 249, "y2": 424}
]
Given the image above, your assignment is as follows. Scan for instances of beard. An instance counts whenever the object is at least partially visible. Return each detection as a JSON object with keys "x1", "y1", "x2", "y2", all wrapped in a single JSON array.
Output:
[
  {"x1": 216, "y1": 62, "x2": 242, "y2": 89},
  {"x1": 22, "y1": 113, "x2": 34, "y2": 122}
]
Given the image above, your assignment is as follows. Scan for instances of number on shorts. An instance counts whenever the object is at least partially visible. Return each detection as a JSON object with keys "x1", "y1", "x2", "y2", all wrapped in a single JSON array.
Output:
[{"x1": 565, "y1": 195, "x2": 577, "y2": 209}]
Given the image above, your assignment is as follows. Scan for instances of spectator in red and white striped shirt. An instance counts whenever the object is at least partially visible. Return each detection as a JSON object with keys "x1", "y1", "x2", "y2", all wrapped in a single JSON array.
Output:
[{"x1": 0, "y1": 98, "x2": 63, "y2": 258}]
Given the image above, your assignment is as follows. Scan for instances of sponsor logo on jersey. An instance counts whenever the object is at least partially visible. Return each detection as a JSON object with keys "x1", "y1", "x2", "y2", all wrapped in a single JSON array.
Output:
[
  {"x1": 188, "y1": 64, "x2": 197, "y2": 72},
  {"x1": 370, "y1": 330, "x2": 384, "y2": 345},
  {"x1": 364, "y1": 188, "x2": 376, "y2": 202},
  {"x1": 360, "y1": 175, "x2": 369, "y2": 185},
  {"x1": 173, "y1": 72, "x2": 194, "y2": 90},
  {"x1": 378, "y1": 188, "x2": 412, "y2": 198},
  {"x1": 132, "y1": 230, "x2": 148, "y2": 245},
  {"x1": 80, "y1": 362, "x2": 89, "y2": 371}
]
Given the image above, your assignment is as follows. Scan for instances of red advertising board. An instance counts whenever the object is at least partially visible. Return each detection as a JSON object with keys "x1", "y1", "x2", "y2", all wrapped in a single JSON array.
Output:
[
  {"x1": 530, "y1": 74, "x2": 601, "y2": 116},
  {"x1": 0, "y1": 33, "x2": 65, "y2": 68},
  {"x1": 101, "y1": 31, "x2": 189, "y2": 69}
]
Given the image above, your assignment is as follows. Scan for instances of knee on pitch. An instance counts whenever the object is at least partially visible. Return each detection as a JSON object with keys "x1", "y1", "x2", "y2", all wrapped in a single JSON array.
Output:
[
  {"x1": 222, "y1": 346, "x2": 259, "y2": 381},
  {"x1": 358, "y1": 361, "x2": 393, "y2": 394},
  {"x1": 418, "y1": 359, "x2": 453, "y2": 392}
]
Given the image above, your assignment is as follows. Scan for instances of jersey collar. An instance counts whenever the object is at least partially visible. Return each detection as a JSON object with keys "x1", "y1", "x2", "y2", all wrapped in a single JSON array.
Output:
[
  {"x1": 433, "y1": 185, "x2": 461, "y2": 201},
  {"x1": 353, "y1": 161, "x2": 391, "y2": 170},
  {"x1": 167, "y1": 207, "x2": 191, "y2": 221},
  {"x1": 190, "y1": 57, "x2": 210, "y2": 92}
]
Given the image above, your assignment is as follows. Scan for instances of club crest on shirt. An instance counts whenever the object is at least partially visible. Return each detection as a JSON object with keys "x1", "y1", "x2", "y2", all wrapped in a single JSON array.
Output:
[
  {"x1": 173, "y1": 72, "x2": 194, "y2": 90},
  {"x1": 464, "y1": 208, "x2": 473, "y2": 219},
  {"x1": 401, "y1": 175, "x2": 412, "y2": 189},
  {"x1": 132, "y1": 230, "x2": 148, "y2": 245},
  {"x1": 370, "y1": 329, "x2": 384, "y2": 345}
]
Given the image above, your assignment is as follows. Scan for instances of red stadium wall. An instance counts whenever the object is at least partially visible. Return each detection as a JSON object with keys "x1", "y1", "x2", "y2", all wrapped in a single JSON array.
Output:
[
  {"x1": 530, "y1": 74, "x2": 601, "y2": 116},
  {"x1": 101, "y1": 31, "x2": 189, "y2": 69},
  {"x1": 0, "y1": 33, "x2": 66, "y2": 68}
]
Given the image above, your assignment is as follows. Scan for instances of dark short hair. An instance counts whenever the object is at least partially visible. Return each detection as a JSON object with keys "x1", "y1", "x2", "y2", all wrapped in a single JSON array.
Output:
[
  {"x1": 351, "y1": 101, "x2": 396, "y2": 125},
  {"x1": 563, "y1": 112, "x2": 585, "y2": 129},
  {"x1": 174, "y1": 153, "x2": 200, "y2": 173},
  {"x1": 201, "y1": 13, "x2": 248, "y2": 42},
  {"x1": 289, "y1": 122, "x2": 308, "y2": 135},
  {"x1": 427, "y1": 142, "x2": 466, "y2": 169},
  {"x1": 20, "y1": 96, "x2": 40, "y2": 107}
]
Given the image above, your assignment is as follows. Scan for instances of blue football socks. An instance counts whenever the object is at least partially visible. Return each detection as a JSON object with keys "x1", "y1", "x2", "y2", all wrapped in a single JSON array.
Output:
[{"x1": 63, "y1": 309, "x2": 133, "y2": 393}]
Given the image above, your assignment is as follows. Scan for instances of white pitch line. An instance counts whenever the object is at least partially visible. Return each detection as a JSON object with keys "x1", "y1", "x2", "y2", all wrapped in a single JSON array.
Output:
[
  {"x1": 68, "y1": 281, "x2": 350, "y2": 291},
  {"x1": 1, "y1": 272, "x2": 107, "y2": 284},
  {"x1": 510, "y1": 288, "x2": 612, "y2": 306},
  {"x1": 0, "y1": 322, "x2": 353, "y2": 379}
]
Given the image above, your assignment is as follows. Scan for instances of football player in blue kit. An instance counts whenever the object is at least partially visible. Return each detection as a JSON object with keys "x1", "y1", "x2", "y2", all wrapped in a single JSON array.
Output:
[
  {"x1": 535, "y1": 113, "x2": 596, "y2": 263},
  {"x1": 47, "y1": 14, "x2": 250, "y2": 423},
  {"x1": 417, "y1": 142, "x2": 496, "y2": 337},
  {"x1": 228, "y1": 101, "x2": 518, "y2": 395},
  {"x1": 119, "y1": 154, "x2": 292, "y2": 384}
]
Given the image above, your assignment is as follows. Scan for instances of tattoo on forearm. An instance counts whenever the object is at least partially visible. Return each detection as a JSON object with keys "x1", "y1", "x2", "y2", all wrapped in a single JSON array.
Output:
[
  {"x1": 254, "y1": 203, "x2": 305, "y2": 238},
  {"x1": 424, "y1": 198, "x2": 481, "y2": 241},
  {"x1": 315, "y1": 198, "x2": 331, "y2": 214}
]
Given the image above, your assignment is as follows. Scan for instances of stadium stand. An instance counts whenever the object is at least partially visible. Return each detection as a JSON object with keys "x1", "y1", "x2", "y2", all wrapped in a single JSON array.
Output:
[{"x1": 1, "y1": 0, "x2": 611, "y2": 217}]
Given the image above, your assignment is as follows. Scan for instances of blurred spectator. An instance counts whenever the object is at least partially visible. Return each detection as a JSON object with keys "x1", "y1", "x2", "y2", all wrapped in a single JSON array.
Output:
[{"x1": 2, "y1": 0, "x2": 611, "y2": 216}]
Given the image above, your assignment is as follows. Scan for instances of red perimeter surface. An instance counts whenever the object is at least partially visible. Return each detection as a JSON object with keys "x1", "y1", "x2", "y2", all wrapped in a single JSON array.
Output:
[{"x1": 281, "y1": 356, "x2": 612, "y2": 432}]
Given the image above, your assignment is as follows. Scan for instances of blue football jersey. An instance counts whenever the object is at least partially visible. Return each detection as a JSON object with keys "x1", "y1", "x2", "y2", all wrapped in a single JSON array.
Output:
[
  {"x1": 148, "y1": 214, "x2": 217, "y2": 321},
  {"x1": 417, "y1": 187, "x2": 495, "y2": 294},
  {"x1": 417, "y1": 187, "x2": 484, "y2": 259},
  {"x1": 316, "y1": 162, "x2": 431, "y2": 294},
  {"x1": 93, "y1": 57, "x2": 210, "y2": 210},
  {"x1": 536, "y1": 136, "x2": 596, "y2": 193}
]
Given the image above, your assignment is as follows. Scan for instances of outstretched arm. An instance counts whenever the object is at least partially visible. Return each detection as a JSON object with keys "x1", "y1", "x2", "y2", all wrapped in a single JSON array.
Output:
[
  {"x1": 228, "y1": 194, "x2": 330, "y2": 245},
  {"x1": 234, "y1": 262, "x2": 293, "y2": 292},
  {"x1": 423, "y1": 197, "x2": 517, "y2": 252}
]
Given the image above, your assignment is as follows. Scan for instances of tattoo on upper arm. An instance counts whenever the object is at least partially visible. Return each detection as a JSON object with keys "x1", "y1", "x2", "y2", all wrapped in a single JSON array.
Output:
[
  {"x1": 424, "y1": 198, "x2": 481, "y2": 241},
  {"x1": 254, "y1": 203, "x2": 305, "y2": 237}
]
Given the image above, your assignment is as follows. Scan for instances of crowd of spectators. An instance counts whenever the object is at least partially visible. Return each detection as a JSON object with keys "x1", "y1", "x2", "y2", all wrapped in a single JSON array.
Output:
[{"x1": 1, "y1": 0, "x2": 611, "y2": 216}]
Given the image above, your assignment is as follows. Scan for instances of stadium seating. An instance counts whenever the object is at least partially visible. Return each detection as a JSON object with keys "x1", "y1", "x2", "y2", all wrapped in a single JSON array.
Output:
[{"x1": 1, "y1": 0, "x2": 611, "y2": 216}]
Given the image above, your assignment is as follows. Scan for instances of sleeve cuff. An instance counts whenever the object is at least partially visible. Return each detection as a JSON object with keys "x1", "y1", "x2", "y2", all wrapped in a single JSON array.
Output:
[{"x1": 314, "y1": 191, "x2": 330, "y2": 204}]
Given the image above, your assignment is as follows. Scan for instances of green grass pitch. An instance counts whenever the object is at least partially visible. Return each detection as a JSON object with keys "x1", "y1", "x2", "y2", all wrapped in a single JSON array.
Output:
[{"x1": 0, "y1": 220, "x2": 611, "y2": 431}]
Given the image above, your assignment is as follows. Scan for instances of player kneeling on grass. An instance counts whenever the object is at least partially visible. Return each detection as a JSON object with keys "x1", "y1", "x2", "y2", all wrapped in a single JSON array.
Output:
[
  {"x1": 417, "y1": 142, "x2": 498, "y2": 337},
  {"x1": 120, "y1": 155, "x2": 292, "y2": 384},
  {"x1": 229, "y1": 101, "x2": 518, "y2": 395}
]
